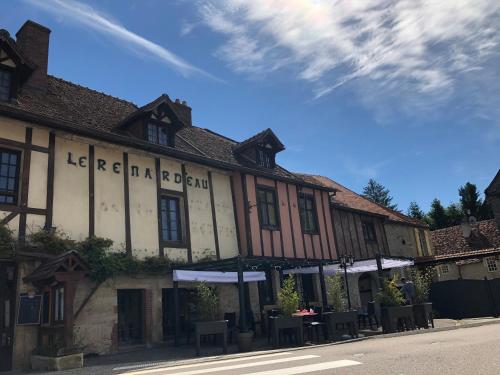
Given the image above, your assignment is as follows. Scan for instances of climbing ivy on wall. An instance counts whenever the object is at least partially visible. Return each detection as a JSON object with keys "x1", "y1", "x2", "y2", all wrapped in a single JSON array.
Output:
[{"x1": 25, "y1": 229, "x2": 178, "y2": 283}]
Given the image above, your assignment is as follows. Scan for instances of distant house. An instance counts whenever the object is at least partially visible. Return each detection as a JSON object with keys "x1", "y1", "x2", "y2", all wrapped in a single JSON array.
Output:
[
  {"x1": 428, "y1": 219, "x2": 500, "y2": 281},
  {"x1": 419, "y1": 169, "x2": 500, "y2": 281}
]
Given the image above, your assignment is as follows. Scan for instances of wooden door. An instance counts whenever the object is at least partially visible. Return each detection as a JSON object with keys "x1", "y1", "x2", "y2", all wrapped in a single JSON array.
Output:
[
  {"x1": 0, "y1": 262, "x2": 16, "y2": 372},
  {"x1": 117, "y1": 289, "x2": 144, "y2": 346},
  {"x1": 358, "y1": 273, "x2": 373, "y2": 311}
]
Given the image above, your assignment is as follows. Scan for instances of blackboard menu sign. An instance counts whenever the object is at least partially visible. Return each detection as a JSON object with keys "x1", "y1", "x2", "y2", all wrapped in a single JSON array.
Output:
[{"x1": 17, "y1": 294, "x2": 42, "y2": 325}]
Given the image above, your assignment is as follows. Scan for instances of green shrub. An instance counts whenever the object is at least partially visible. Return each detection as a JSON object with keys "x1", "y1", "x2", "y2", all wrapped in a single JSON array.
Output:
[
  {"x1": 195, "y1": 281, "x2": 219, "y2": 321},
  {"x1": 278, "y1": 275, "x2": 300, "y2": 316},
  {"x1": 325, "y1": 273, "x2": 346, "y2": 312},
  {"x1": 0, "y1": 223, "x2": 14, "y2": 257},
  {"x1": 375, "y1": 275, "x2": 404, "y2": 307},
  {"x1": 29, "y1": 228, "x2": 73, "y2": 255},
  {"x1": 411, "y1": 268, "x2": 434, "y2": 304}
]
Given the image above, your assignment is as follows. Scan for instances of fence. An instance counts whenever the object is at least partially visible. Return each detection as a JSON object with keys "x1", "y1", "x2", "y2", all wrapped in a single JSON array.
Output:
[{"x1": 430, "y1": 278, "x2": 500, "y2": 319}]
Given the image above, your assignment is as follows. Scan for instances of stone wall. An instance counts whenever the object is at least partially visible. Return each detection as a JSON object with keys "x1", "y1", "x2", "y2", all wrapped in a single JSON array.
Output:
[
  {"x1": 385, "y1": 223, "x2": 419, "y2": 258},
  {"x1": 73, "y1": 273, "x2": 261, "y2": 355}
]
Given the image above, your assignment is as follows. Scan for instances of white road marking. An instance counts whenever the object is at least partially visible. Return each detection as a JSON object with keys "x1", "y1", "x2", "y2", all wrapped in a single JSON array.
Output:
[
  {"x1": 114, "y1": 352, "x2": 293, "y2": 371},
  {"x1": 240, "y1": 360, "x2": 362, "y2": 375},
  {"x1": 126, "y1": 354, "x2": 319, "y2": 375}
]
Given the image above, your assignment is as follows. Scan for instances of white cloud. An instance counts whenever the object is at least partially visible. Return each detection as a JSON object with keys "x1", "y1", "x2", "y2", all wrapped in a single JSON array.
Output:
[
  {"x1": 198, "y1": 0, "x2": 500, "y2": 125},
  {"x1": 27, "y1": 0, "x2": 216, "y2": 79}
]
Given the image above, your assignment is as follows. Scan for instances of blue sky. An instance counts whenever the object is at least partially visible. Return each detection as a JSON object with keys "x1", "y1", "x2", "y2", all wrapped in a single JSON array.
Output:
[{"x1": 2, "y1": 0, "x2": 499, "y2": 212}]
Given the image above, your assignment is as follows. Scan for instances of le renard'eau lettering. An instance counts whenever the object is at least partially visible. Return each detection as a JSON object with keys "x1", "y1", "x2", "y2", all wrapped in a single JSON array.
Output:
[{"x1": 66, "y1": 152, "x2": 209, "y2": 190}]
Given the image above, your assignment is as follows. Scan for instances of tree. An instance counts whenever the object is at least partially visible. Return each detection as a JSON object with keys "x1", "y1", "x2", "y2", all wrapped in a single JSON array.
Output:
[
  {"x1": 407, "y1": 201, "x2": 425, "y2": 220},
  {"x1": 459, "y1": 182, "x2": 482, "y2": 218},
  {"x1": 478, "y1": 200, "x2": 494, "y2": 220},
  {"x1": 445, "y1": 203, "x2": 463, "y2": 226},
  {"x1": 363, "y1": 179, "x2": 398, "y2": 210},
  {"x1": 428, "y1": 199, "x2": 448, "y2": 230}
]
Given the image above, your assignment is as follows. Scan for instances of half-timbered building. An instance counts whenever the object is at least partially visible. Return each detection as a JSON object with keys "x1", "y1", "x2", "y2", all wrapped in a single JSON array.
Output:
[
  {"x1": 299, "y1": 175, "x2": 432, "y2": 310},
  {"x1": 0, "y1": 20, "x2": 337, "y2": 370}
]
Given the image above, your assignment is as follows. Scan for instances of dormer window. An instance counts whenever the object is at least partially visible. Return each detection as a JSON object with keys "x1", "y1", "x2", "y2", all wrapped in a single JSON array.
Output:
[
  {"x1": 0, "y1": 67, "x2": 12, "y2": 101},
  {"x1": 115, "y1": 95, "x2": 189, "y2": 148},
  {"x1": 257, "y1": 148, "x2": 274, "y2": 168},
  {"x1": 147, "y1": 122, "x2": 169, "y2": 146},
  {"x1": 233, "y1": 128, "x2": 285, "y2": 170}
]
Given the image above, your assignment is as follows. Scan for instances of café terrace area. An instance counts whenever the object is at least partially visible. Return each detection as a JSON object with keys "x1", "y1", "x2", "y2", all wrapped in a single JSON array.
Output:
[{"x1": 165, "y1": 254, "x2": 423, "y2": 356}]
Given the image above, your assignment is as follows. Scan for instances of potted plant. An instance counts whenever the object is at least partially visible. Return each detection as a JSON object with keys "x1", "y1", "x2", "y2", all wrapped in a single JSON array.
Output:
[
  {"x1": 270, "y1": 276, "x2": 303, "y2": 347},
  {"x1": 323, "y1": 274, "x2": 358, "y2": 340},
  {"x1": 193, "y1": 282, "x2": 228, "y2": 355},
  {"x1": 375, "y1": 276, "x2": 411, "y2": 333},
  {"x1": 30, "y1": 343, "x2": 83, "y2": 371},
  {"x1": 411, "y1": 268, "x2": 434, "y2": 329}
]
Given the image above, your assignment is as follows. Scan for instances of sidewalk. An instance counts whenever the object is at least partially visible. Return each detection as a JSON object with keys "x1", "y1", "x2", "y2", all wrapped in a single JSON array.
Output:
[{"x1": 31, "y1": 317, "x2": 500, "y2": 374}]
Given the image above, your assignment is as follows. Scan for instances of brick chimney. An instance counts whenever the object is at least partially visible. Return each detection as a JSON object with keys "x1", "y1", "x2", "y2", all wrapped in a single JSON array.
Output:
[{"x1": 15, "y1": 20, "x2": 51, "y2": 90}]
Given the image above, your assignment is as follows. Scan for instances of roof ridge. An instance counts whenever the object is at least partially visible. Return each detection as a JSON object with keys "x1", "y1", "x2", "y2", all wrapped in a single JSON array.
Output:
[
  {"x1": 48, "y1": 75, "x2": 138, "y2": 108},
  {"x1": 432, "y1": 218, "x2": 497, "y2": 234}
]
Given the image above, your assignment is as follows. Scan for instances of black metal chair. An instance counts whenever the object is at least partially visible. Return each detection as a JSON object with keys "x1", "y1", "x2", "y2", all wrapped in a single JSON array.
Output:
[
  {"x1": 358, "y1": 302, "x2": 379, "y2": 330},
  {"x1": 224, "y1": 312, "x2": 237, "y2": 343}
]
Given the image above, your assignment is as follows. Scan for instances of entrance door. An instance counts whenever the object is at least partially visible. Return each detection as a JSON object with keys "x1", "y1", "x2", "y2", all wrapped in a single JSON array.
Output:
[
  {"x1": 0, "y1": 262, "x2": 16, "y2": 372},
  {"x1": 358, "y1": 273, "x2": 373, "y2": 310},
  {"x1": 162, "y1": 288, "x2": 195, "y2": 341},
  {"x1": 117, "y1": 289, "x2": 144, "y2": 346}
]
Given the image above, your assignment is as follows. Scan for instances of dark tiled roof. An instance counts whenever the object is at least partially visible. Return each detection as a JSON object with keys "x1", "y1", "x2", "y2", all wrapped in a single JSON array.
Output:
[
  {"x1": 233, "y1": 128, "x2": 285, "y2": 153},
  {"x1": 430, "y1": 219, "x2": 500, "y2": 256},
  {"x1": 0, "y1": 76, "x2": 320, "y2": 186},
  {"x1": 298, "y1": 174, "x2": 428, "y2": 227}
]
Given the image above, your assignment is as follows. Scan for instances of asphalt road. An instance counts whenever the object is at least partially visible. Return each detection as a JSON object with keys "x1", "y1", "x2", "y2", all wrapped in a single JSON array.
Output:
[
  {"x1": 37, "y1": 323, "x2": 500, "y2": 375},
  {"x1": 115, "y1": 324, "x2": 500, "y2": 375}
]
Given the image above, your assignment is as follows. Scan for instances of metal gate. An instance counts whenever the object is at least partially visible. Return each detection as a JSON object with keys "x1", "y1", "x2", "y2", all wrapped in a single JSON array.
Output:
[{"x1": 430, "y1": 278, "x2": 500, "y2": 319}]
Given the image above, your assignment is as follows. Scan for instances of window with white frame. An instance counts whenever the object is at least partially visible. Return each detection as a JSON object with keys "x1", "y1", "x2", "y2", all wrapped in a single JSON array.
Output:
[
  {"x1": 485, "y1": 257, "x2": 498, "y2": 273},
  {"x1": 440, "y1": 264, "x2": 449, "y2": 274}
]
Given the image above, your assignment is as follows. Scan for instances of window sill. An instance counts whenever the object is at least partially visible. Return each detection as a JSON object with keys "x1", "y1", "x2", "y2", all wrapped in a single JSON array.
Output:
[
  {"x1": 260, "y1": 226, "x2": 281, "y2": 231},
  {"x1": 302, "y1": 230, "x2": 320, "y2": 235},
  {"x1": 161, "y1": 241, "x2": 187, "y2": 249}
]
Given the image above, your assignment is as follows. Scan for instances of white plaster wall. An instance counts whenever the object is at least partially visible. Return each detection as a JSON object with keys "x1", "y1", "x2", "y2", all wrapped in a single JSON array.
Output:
[
  {"x1": 53, "y1": 136, "x2": 89, "y2": 240},
  {"x1": 128, "y1": 153, "x2": 158, "y2": 258},
  {"x1": 386, "y1": 223, "x2": 419, "y2": 258},
  {"x1": 27, "y1": 151, "x2": 48, "y2": 209},
  {"x1": 212, "y1": 171, "x2": 239, "y2": 259},
  {"x1": 94, "y1": 146, "x2": 126, "y2": 250},
  {"x1": 185, "y1": 164, "x2": 216, "y2": 261},
  {"x1": 160, "y1": 158, "x2": 183, "y2": 192},
  {"x1": 0, "y1": 116, "x2": 25, "y2": 142},
  {"x1": 31, "y1": 127, "x2": 49, "y2": 148}
]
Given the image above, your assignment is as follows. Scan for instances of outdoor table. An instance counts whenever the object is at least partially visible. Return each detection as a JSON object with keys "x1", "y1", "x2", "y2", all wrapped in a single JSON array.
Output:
[
  {"x1": 269, "y1": 316, "x2": 304, "y2": 348},
  {"x1": 323, "y1": 311, "x2": 358, "y2": 341}
]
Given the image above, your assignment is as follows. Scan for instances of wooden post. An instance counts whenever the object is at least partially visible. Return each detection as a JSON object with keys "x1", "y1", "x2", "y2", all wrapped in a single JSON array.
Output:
[
  {"x1": 237, "y1": 257, "x2": 247, "y2": 332},
  {"x1": 376, "y1": 253, "x2": 384, "y2": 290},
  {"x1": 173, "y1": 281, "x2": 180, "y2": 346},
  {"x1": 55, "y1": 272, "x2": 85, "y2": 349},
  {"x1": 318, "y1": 263, "x2": 328, "y2": 310}
]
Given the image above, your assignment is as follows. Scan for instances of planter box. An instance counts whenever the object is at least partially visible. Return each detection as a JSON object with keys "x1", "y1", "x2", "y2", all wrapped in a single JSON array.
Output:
[
  {"x1": 194, "y1": 320, "x2": 228, "y2": 356},
  {"x1": 413, "y1": 302, "x2": 434, "y2": 329},
  {"x1": 269, "y1": 316, "x2": 303, "y2": 348},
  {"x1": 31, "y1": 353, "x2": 83, "y2": 371},
  {"x1": 323, "y1": 310, "x2": 358, "y2": 341},
  {"x1": 381, "y1": 305, "x2": 415, "y2": 333}
]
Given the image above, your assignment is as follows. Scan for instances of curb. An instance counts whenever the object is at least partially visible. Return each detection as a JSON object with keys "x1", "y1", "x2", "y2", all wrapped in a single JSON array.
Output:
[{"x1": 111, "y1": 319, "x2": 500, "y2": 372}]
